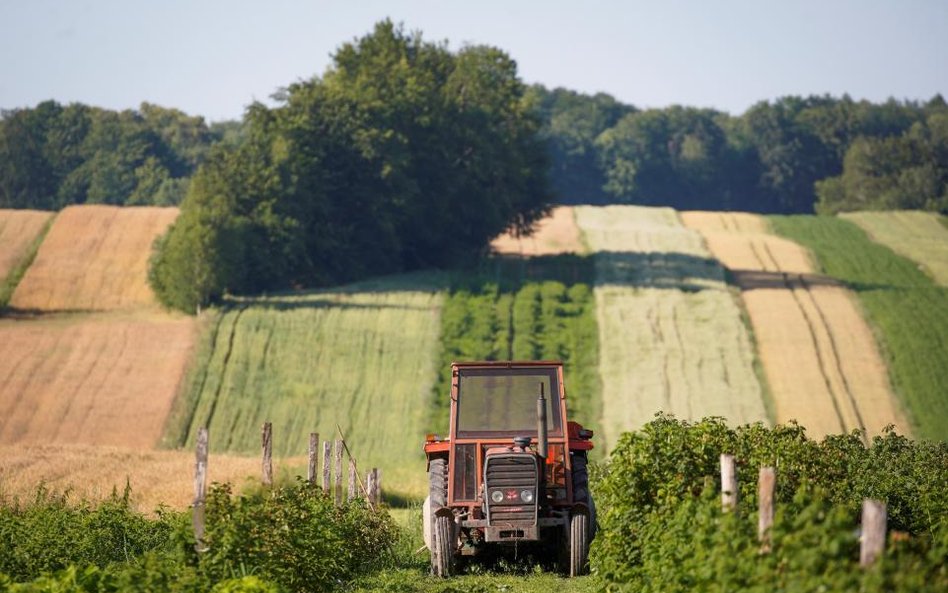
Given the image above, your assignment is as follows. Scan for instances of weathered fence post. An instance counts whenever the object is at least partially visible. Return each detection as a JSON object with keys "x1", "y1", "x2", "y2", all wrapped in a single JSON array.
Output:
[
  {"x1": 322, "y1": 441, "x2": 331, "y2": 491},
  {"x1": 860, "y1": 499, "x2": 887, "y2": 567},
  {"x1": 307, "y1": 432, "x2": 319, "y2": 484},
  {"x1": 261, "y1": 422, "x2": 273, "y2": 486},
  {"x1": 758, "y1": 466, "x2": 775, "y2": 550},
  {"x1": 367, "y1": 469, "x2": 377, "y2": 505},
  {"x1": 192, "y1": 427, "x2": 209, "y2": 552},
  {"x1": 334, "y1": 439, "x2": 344, "y2": 505},
  {"x1": 720, "y1": 454, "x2": 738, "y2": 512},
  {"x1": 348, "y1": 459, "x2": 357, "y2": 500}
]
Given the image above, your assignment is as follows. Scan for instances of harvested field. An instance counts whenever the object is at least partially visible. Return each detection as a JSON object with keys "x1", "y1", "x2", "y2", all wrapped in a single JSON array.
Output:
[
  {"x1": 9, "y1": 205, "x2": 178, "y2": 312},
  {"x1": 0, "y1": 311, "x2": 195, "y2": 449},
  {"x1": 0, "y1": 443, "x2": 301, "y2": 513},
  {"x1": 490, "y1": 206, "x2": 585, "y2": 256},
  {"x1": 683, "y1": 211, "x2": 909, "y2": 440},
  {"x1": 574, "y1": 206, "x2": 767, "y2": 451},
  {"x1": 168, "y1": 273, "x2": 445, "y2": 498},
  {"x1": 0, "y1": 209, "x2": 53, "y2": 283},
  {"x1": 842, "y1": 211, "x2": 948, "y2": 286}
]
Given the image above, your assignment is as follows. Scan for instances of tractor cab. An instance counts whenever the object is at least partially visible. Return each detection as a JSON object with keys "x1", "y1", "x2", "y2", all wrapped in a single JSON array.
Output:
[{"x1": 423, "y1": 361, "x2": 596, "y2": 577}]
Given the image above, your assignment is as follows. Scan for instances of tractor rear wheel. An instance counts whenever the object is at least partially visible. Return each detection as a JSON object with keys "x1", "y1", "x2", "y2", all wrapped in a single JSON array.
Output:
[
  {"x1": 568, "y1": 511, "x2": 590, "y2": 576},
  {"x1": 432, "y1": 514, "x2": 455, "y2": 577}
]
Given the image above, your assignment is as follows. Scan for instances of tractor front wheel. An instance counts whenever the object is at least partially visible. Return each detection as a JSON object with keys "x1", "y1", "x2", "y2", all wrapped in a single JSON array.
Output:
[
  {"x1": 568, "y1": 511, "x2": 590, "y2": 576},
  {"x1": 432, "y1": 513, "x2": 455, "y2": 577}
]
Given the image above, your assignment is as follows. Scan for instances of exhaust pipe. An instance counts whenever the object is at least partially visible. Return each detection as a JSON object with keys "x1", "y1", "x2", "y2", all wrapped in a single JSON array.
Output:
[{"x1": 537, "y1": 382, "x2": 548, "y2": 504}]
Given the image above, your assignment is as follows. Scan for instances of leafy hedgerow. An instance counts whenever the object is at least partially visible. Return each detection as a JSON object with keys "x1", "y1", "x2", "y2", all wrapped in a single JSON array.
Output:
[{"x1": 592, "y1": 415, "x2": 948, "y2": 591}]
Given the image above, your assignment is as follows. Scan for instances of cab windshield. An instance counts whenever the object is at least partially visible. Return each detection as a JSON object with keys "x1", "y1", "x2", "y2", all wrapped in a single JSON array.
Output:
[{"x1": 456, "y1": 367, "x2": 562, "y2": 437}]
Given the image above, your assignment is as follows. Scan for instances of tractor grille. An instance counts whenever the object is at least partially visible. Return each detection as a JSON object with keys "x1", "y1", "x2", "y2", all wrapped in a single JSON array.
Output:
[{"x1": 484, "y1": 454, "x2": 538, "y2": 525}]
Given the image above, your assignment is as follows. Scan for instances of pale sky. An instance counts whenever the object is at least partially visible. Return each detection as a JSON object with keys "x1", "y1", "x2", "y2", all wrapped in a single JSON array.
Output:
[{"x1": 1, "y1": 0, "x2": 946, "y2": 122}]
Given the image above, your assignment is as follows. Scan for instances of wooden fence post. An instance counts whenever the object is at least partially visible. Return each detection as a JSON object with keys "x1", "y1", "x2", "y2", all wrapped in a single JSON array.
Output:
[
  {"x1": 758, "y1": 466, "x2": 775, "y2": 550},
  {"x1": 348, "y1": 459, "x2": 357, "y2": 500},
  {"x1": 720, "y1": 454, "x2": 738, "y2": 512},
  {"x1": 376, "y1": 468, "x2": 382, "y2": 503},
  {"x1": 307, "y1": 432, "x2": 318, "y2": 484},
  {"x1": 860, "y1": 499, "x2": 887, "y2": 567},
  {"x1": 366, "y1": 469, "x2": 376, "y2": 505},
  {"x1": 334, "y1": 439, "x2": 344, "y2": 505},
  {"x1": 261, "y1": 422, "x2": 273, "y2": 486},
  {"x1": 322, "y1": 441, "x2": 331, "y2": 491},
  {"x1": 192, "y1": 427, "x2": 209, "y2": 552}
]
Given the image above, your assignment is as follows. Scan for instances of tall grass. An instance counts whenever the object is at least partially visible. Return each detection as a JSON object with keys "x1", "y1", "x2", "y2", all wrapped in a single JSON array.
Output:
[
  {"x1": 165, "y1": 272, "x2": 446, "y2": 499},
  {"x1": 430, "y1": 255, "x2": 600, "y2": 438},
  {"x1": 771, "y1": 216, "x2": 948, "y2": 440}
]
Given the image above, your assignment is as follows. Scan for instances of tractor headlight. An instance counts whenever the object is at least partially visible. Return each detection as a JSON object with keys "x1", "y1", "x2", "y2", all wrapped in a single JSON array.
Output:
[
  {"x1": 490, "y1": 490, "x2": 504, "y2": 503},
  {"x1": 520, "y1": 489, "x2": 534, "y2": 503}
]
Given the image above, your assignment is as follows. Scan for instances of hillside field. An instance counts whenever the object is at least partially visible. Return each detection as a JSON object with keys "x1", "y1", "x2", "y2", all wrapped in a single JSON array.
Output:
[
  {"x1": 771, "y1": 215, "x2": 948, "y2": 440},
  {"x1": 165, "y1": 274, "x2": 446, "y2": 499},
  {"x1": 574, "y1": 205, "x2": 767, "y2": 451},
  {"x1": 0, "y1": 209, "x2": 54, "y2": 306},
  {"x1": 682, "y1": 211, "x2": 908, "y2": 439},
  {"x1": 842, "y1": 210, "x2": 948, "y2": 287},
  {"x1": 9, "y1": 205, "x2": 178, "y2": 312}
]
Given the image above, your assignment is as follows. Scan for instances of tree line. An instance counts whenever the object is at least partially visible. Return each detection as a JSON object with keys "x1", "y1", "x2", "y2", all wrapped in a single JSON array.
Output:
[
  {"x1": 531, "y1": 86, "x2": 948, "y2": 213},
  {"x1": 2, "y1": 21, "x2": 946, "y2": 312}
]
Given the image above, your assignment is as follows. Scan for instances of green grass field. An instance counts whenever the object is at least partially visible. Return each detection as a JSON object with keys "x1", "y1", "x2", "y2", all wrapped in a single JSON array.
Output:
[
  {"x1": 163, "y1": 272, "x2": 446, "y2": 499},
  {"x1": 430, "y1": 255, "x2": 600, "y2": 440},
  {"x1": 770, "y1": 216, "x2": 948, "y2": 440},
  {"x1": 842, "y1": 210, "x2": 948, "y2": 286}
]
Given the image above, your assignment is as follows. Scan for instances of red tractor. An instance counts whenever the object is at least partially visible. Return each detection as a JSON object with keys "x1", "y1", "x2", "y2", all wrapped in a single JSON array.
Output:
[{"x1": 423, "y1": 361, "x2": 596, "y2": 576}]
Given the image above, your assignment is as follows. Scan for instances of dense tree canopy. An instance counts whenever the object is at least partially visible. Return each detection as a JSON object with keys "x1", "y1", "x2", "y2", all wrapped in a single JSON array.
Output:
[
  {"x1": 150, "y1": 20, "x2": 551, "y2": 311},
  {"x1": 0, "y1": 101, "x2": 219, "y2": 208}
]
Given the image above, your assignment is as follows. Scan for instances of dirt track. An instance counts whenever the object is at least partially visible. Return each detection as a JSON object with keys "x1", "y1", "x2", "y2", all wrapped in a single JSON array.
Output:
[
  {"x1": 490, "y1": 206, "x2": 585, "y2": 255},
  {"x1": 575, "y1": 206, "x2": 767, "y2": 451},
  {"x1": 0, "y1": 209, "x2": 54, "y2": 282},
  {"x1": 682, "y1": 211, "x2": 909, "y2": 439},
  {"x1": 9, "y1": 205, "x2": 178, "y2": 311},
  {"x1": 0, "y1": 312, "x2": 194, "y2": 449}
]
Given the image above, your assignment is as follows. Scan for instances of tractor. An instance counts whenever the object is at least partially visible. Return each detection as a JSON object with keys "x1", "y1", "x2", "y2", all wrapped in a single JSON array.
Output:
[{"x1": 423, "y1": 361, "x2": 596, "y2": 577}]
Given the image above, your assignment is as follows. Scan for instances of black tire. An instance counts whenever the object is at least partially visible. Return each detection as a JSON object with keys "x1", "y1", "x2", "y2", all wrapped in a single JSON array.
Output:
[
  {"x1": 568, "y1": 512, "x2": 590, "y2": 577},
  {"x1": 571, "y1": 453, "x2": 597, "y2": 541},
  {"x1": 432, "y1": 514, "x2": 455, "y2": 577},
  {"x1": 428, "y1": 458, "x2": 452, "y2": 576}
]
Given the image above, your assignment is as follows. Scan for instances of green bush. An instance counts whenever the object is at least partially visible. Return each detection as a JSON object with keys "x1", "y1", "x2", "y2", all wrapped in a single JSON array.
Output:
[
  {"x1": 593, "y1": 416, "x2": 948, "y2": 591},
  {"x1": 0, "y1": 487, "x2": 178, "y2": 582},
  {"x1": 197, "y1": 480, "x2": 397, "y2": 593}
]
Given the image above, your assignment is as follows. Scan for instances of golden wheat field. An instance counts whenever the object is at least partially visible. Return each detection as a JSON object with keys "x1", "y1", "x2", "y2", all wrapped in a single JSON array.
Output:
[
  {"x1": 682, "y1": 211, "x2": 910, "y2": 439},
  {"x1": 9, "y1": 205, "x2": 178, "y2": 311},
  {"x1": 574, "y1": 206, "x2": 767, "y2": 451},
  {"x1": 0, "y1": 209, "x2": 54, "y2": 282},
  {"x1": 0, "y1": 443, "x2": 307, "y2": 513},
  {"x1": 0, "y1": 311, "x2": 195, "y2": 449}
]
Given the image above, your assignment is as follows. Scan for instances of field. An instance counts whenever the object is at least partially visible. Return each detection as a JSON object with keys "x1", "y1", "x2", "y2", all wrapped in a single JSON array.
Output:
[
  {"x1": 0, "y1": 311, "x2": 195, "y2": 449},
  {"x1": 9, "y1": 205, "x2": 178, "y2": 312},
  {"x1": 0, "y1": 443, "x2": 295, "y2": 513},
  {"x1": 841, "y1": 210, "x2": 948, "y2": 286},
  {"x1": 574, "y1": 206, "x2": 767, "y2": 451},
  {"x1": 164, "y1": 273, "x2": 446, "y2": 499},
  {"x1": 0, "y1": 209, "x2": 54, "y2": 306},
  {"x1": 771, "y1": 216, "x2": 948, "y2": 440},
  {"x1": 682, "y1": 212, "x2": 909, "y2": 439},
  {"x1": 490, "y1": 206, "x2": 586, "y2": 256}
]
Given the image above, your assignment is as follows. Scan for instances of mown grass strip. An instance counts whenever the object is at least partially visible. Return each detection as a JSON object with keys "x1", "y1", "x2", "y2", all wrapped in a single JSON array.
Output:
[
  {"x1": 842, "y1": 211, "x2": 948, "y2": 286},
  {"x1": 429, "y1": 255, "x2": 600, "y2": 439},
  {"x1": 0, "y1": 214, "x2": 55, "y2": 309},
  {"x1": 770, "y1": 216, "x2": 948, "y2": 440}
]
